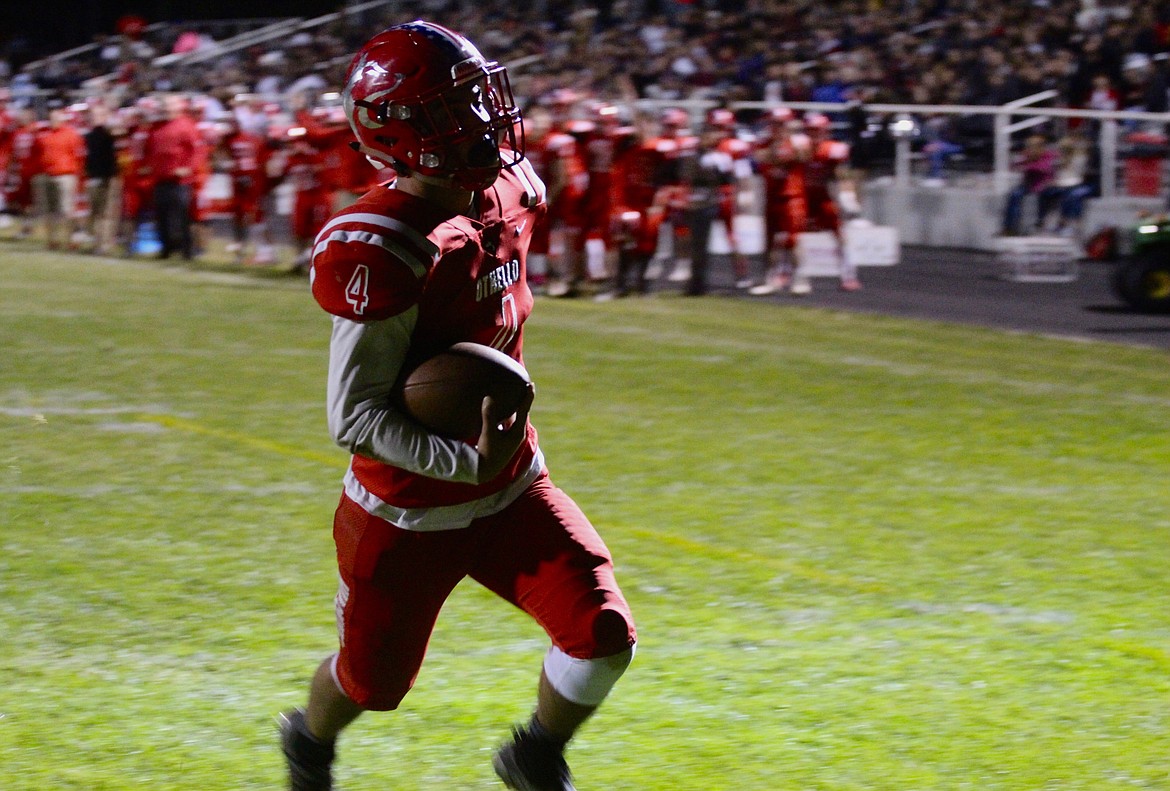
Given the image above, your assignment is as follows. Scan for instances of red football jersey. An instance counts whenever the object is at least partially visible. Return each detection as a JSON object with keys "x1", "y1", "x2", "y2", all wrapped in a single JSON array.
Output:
[
  {"x1": 224, "y1": 131, "x2": 267, "y2": 176},
  {"x1": 11, "y1": 123, "x2": 41, "y2": 180},
  {"x1": 804, "y1": 139, "x2": 850, "y2": 193},
  {"x1": 0, "y1": 109, "x2": 15, "y2": 173},
  {"x1": 542, "y1": 130, "x2": 588, "y2": 202},
  {"x1": 758, "y1": 132, "x2": 812, "y2": 202},
  {"x1": 310, "y1": 157, "x2": 548, "y2": 526},
  {"x1": 614, "y1": 137, "x2": 674, "y2": 210}
]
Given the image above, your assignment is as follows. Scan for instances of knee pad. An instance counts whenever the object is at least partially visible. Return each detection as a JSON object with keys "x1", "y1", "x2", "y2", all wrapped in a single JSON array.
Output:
[{"x1": 543, "y1": 643, "x2": 635, "y2": 706}]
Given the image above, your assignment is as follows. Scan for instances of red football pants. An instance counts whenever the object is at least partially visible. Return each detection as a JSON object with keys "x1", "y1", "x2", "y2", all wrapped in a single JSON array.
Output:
[{"x1": 331, "y1": 472, "x2": 636, "y2": 710}]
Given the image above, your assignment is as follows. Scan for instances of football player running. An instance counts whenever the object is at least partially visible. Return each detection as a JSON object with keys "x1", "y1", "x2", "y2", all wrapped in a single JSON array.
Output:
[{"x1": 280, "y1": 22, "x2": 637, "y2": 791}]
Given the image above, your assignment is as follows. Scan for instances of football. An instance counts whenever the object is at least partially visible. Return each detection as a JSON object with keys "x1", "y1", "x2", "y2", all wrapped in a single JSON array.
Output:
[{"x1": 395, "y1": 342, "x2": 532, "y2": 439}]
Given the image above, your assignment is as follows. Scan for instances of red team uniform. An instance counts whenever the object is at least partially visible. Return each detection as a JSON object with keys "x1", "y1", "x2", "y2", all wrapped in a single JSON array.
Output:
[
  {"x1": 803, "y1": 123, "x2": 851, "y2": 234},
  {"x1": 285, "y1": 134, "x2": 334, "y2": 244},
  {"x1": 579, "y1": 109, "x2": 623, "y2": 245},
  {"x1": 119, "y1": 115, "x2": 155, "y2": 226},
  {"x1": 283, "y1": 23, "x2": 636, "y2": 791},
  {"x1": 802, "y1": 113, "x2": 859, "y2": 290},
  {"x1": 707, "y1": 111, "x2": 746, "y2": 224},
  {"x1": 608, "y1": 126, "x2": 675, "y2": 293},
  {"x1": 309, "y1": 154, "x2": 633, "y2": 708},
  {"x1": 190, "y1": 118, "x2": 218, "y2": 223},
  {"x1": 758, "y1": 116, "x2": 811, "y2": 254},
  {"x1": 296, "y1": 105, "x2": 379, "y2": 202},
  {"x1": 5, "y1": 116, "x2": 42, "y2": 216},
  {"x1": 754, "y1": 110, "x2": 859, "y2": 293},
  {"x1": 0, "y1": 103, "x2": 15, "y2": 188},
  {"x1": 541, "y1": 124, "x2": 588, "y2": 235},
  {"x1": 221, "y1": 126, "x2": 270, "y2": 226},
  {"x1": 651, "y1": 109, "x2": 699, "y2": 279}
]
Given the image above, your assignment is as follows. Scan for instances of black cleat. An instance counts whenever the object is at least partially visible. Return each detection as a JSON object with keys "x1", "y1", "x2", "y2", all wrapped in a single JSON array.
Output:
[
  {"x1": 279, "y1": 708, "x2": 335, "y2": 791},
  {"x1": 492, "y1": 725, "x2": 577, "y2": 791}
]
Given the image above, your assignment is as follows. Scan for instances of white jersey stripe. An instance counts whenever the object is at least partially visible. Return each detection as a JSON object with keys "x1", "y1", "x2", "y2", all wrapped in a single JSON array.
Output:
[
  {"x1": 510, "y1": 160, "x2": 537, "y2": 206},
  {"x1": 488, "y1": 323, "x2": 507, "y2": 350},
  {"x1": 510, "y1": 158, "x2": 547, "y2": 207},
  {"x1": 528, "y1": 159, "x2": 548, "y2": 204},
  {"x1": 313, "y1": 230, "x2": 429, "y2": 278},
  {"x1": 342, "y1": 447, "x2": 546, "y2": 531},
  {"x1": 314, "y1": 211, "x2": 440, "y2": 260}
]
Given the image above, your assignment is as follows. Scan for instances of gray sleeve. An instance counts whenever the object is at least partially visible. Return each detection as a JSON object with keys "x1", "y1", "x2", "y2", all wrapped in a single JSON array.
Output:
[{"x1": 326, "y1": 311, "x2": 481, "y2": 484}]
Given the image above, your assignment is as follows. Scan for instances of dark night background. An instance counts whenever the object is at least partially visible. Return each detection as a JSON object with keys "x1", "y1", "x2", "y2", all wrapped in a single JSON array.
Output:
[{"x1": 1, "y1": 0, "x2": 343, "y2": 63}]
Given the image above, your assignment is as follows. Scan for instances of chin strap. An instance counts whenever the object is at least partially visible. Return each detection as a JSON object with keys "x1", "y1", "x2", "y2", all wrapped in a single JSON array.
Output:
[{"x1": 347, "y1": 140, "x2": 393, "y2": 170}]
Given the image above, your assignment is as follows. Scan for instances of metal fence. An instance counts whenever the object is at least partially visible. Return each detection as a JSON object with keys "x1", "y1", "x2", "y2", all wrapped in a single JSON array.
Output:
[{"x1": 633, "y1": 94, "x2": 1170, "y2": 200}]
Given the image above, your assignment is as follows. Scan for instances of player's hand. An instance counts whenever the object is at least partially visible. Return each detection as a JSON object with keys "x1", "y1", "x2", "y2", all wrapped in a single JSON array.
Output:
[{"x1": 475, "y1": 382, "x2": 535, "y2": 484}]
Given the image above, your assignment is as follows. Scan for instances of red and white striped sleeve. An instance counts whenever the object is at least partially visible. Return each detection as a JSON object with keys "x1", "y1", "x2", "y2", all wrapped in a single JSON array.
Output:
[
  {"x1": 310, "y1": 208, "x2": 440, "y2": 322},
  {"x1": 311, "y1": 205, "x2": 481, "y2": 483}
]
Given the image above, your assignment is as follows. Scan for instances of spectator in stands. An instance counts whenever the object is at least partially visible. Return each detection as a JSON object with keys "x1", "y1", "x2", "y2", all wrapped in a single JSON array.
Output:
[
  {"x1": 1002, "y1": 134, "x2": 1060, "y2": 237},
  {"x1": 1120, "y1": 53, "x2": 1169, "y2": 114},
  {"x1": 11, "y1": 0, "x2": 1170, "y2": 269},
  {"x1": 1086, "y1": 73, "x2": 1121, "y2": 111},
  {"x1": 83, "y1": 103, "x2": 120, "y2": 255},
  {"x1": 1050, "y1": 130, "x2": 1097, "y2": 237},
  {"x1": 146, "y1": 94, "x2": 199, "y2": 259},
  {"x1": 286, "y1": 67, "x2": 328, "y2": 102},
  {"x1": 921, "y1": 114, "x2": 965, "y2": 186},
  {"x1": 34, "y1": 107, "x2": 86, "y2": 250},
  {"x1": 254, "y1": 52, "x2": 288, "y2": 97}
]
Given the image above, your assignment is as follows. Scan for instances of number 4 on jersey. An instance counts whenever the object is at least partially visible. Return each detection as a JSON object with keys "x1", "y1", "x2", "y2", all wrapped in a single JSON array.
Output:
[{"x1": 345, "y1": 265, "x2": 370, "y2": 316}]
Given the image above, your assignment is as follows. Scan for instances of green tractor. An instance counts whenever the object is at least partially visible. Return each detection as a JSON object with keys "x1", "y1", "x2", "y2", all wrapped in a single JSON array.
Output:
[{"x1": 1111, "y1": 217, "x2": 1170, "y2": 313}]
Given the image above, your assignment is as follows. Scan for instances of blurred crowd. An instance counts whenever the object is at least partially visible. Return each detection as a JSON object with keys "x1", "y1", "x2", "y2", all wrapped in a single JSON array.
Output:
[
  {"x1": 0, "y1": 89, "x2": 377, "y2": 266},
  {"x1": 1, "y1": 0, "x2": 1168, "y2": 288},
  {"x1": 4, "y1": 1, "x2": 1168, "y2": 116}
]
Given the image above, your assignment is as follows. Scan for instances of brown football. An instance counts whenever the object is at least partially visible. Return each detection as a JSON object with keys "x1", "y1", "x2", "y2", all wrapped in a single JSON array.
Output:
[{"x1": 395, "y1": 342, "x2": 532, "y2": 439}]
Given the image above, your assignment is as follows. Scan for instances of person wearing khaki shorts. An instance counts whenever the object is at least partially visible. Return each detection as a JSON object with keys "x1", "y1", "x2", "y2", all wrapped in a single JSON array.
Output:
[{"x1": 34, "y1": 108, "x2": 85, "y2": 250}]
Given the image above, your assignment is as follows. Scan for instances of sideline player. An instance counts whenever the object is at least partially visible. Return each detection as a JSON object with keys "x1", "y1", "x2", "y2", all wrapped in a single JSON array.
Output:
[
  {"x1": 751, "y1": 106, "x2": 810, "y2": 295},
  {"x1": 117, "y1": 101, "x2": 156, "y2": 255},
  {"x1": 215, "y1": 115, "x2": 270, "y2": 263},
  {"x1": 602, "y1": 111, "x2": 672, "y2": 297},
  {"x1": 707, "y1": 107, "x2": 754, "y2": 288},
  {"x1": 539, "y1": 91, "x2": 589, "y2": 296},
  {"x1": 281, "y1": 21, "x2": 637, "y2": 791},
  {"x1": 803, "y1": 113, "x2": 861, "y2": 292},
  {"x1": 282, "y1": 125, "x2": 334, "y2": 271},
  {"x1": 5, "y1": 107, "x2": 43, "y2": 238},
  {"x1": 653, "y1": 107, "x2": 699, "y2": 284}
]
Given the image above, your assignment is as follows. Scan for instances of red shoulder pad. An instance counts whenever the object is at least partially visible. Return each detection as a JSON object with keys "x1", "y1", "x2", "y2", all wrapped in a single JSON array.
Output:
[{"x1": 310, "y1": 211, "x2": 437, "y2": 321}]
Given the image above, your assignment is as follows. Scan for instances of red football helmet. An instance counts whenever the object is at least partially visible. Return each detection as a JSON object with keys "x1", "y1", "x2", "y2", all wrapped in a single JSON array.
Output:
[
  {"x1": 342, "y1": 21, "x2": 524, "y2": 190},
  {"x1": 591, "y1": 101, "x2": 622, "y2": 129},
  {"x1": 804, "y1": 112, "x2": 832, "y2": 132},
  {"x1": 660, "y1": 107, "x2": 689, "y2": 133},
  {"x1": 768, "y1": 106, "x2": 796, "y2": 126},
  {"x1": 707, "y1": 108, "x2": 736, "y2": 130}
]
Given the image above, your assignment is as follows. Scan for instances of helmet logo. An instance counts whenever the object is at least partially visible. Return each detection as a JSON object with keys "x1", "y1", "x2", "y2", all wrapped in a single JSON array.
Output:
[
  {"x1": 346, "y1": 53, "x2": 407, "y2": 130},
  {"x1": 364, "y1": 62, "x2": 406, "y2": 95}
]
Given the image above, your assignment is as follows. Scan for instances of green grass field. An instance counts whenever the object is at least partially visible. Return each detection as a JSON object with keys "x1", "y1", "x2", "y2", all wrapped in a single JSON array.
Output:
[{"x1": 2, "y1": 245, "x2": 1168, "y2": 790}]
